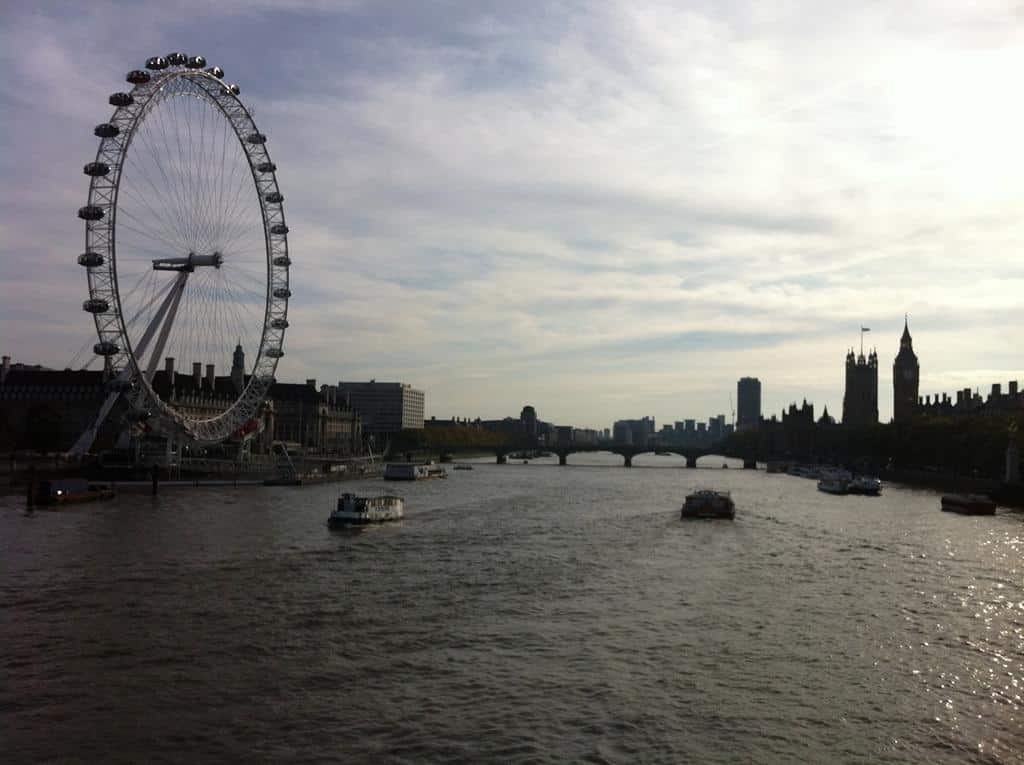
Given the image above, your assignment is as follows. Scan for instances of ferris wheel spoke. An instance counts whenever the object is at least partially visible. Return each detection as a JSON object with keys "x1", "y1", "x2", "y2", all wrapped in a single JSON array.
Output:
[
  {"x1": 215, "y1": 167, "x2": 257, "y2": 247},
  {"x1": 188, "y1": 96, "x2": 215, "y2": 251},
  {"x1": 143, "y1": 97, "x2": 196, "y2": 247},
  {"x1": 171, "y1": 90, "x2": 197, "y2": 250},
  {"x1": 134, "y1": 99, "x2": 189, "y2": 246},
  {"x1": 116, "y1": 212, "x2": 186, "y2": 255},
  {"x1": 164, "y1": 91, "x2": 198, "y2": 250},
  {"x1": 122, "y1": 124, "x2": 193, "y2": 249},
  {"x1": 117, "y1": 183, "x2": 186, "y2": 252}
]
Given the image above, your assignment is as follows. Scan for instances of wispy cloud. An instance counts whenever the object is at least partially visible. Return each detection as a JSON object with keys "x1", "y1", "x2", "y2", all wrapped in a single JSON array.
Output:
[{"x1": 1, "y1": 0, "x2": 1022, "y2": 428}]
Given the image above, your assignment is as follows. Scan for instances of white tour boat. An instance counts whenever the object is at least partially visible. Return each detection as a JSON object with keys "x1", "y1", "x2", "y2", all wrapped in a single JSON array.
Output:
[
  {"x1": 681, "y1": 489, "x2": 736, "y2": 519},
  {"x1": 328, "y1": 493, "x2": 404, "y2": 527}
]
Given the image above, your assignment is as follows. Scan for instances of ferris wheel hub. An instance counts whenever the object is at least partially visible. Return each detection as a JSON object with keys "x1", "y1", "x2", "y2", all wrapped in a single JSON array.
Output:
[{"x1": 152, "y1": 251, "x2": 223, "y2": 271}]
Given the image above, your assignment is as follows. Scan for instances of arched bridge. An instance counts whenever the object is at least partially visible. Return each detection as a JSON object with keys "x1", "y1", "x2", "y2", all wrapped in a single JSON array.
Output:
[{"x1": 493, "y1": 443, "x2": 757, "y2": 469}]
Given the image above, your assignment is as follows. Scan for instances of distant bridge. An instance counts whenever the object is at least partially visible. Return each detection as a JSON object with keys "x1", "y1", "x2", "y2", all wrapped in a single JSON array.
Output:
[{"x1": 491, "y1": 442, "x2": 757, "y2": 469}]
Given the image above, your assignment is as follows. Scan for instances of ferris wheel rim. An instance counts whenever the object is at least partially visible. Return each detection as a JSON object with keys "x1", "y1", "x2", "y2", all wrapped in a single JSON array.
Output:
[{"x1": 79, "y1": 56, "x2": 290, "y2": 443}]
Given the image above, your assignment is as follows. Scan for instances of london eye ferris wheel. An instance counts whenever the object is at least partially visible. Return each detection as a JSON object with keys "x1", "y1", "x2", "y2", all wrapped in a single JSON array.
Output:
[{"x1": 72, "y1": 52, "x2": 290, "y2": 453}]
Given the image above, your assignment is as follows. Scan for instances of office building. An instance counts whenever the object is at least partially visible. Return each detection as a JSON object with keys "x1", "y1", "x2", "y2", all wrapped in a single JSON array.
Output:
[{"x1": 337, "y1": 380, "x2": 425, "y2": 434}]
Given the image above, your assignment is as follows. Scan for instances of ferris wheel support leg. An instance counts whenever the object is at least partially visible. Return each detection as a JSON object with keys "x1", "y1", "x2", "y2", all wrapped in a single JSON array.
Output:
[
  {"x1": 143, "y1": 272, "x2": 188, "y2": 384},
  {"x1": 67, "y1": 275, "x2": 189, "y2": 459}
]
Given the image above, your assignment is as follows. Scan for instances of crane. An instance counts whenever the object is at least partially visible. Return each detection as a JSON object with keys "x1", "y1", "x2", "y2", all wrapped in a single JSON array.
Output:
[{"x1": 729, "y1": 393, "x2": 736, "y2": 428}]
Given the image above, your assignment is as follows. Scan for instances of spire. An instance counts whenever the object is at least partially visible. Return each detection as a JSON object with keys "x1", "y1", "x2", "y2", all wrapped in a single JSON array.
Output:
[{"x1": 901, "y1": 314, "x2": 912, "y2": 347}]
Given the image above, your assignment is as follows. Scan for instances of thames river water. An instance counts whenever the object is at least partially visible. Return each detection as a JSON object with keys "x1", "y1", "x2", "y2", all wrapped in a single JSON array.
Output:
[{"x1": 3, "y1": 453, "x2": 1022, "y2": 763}]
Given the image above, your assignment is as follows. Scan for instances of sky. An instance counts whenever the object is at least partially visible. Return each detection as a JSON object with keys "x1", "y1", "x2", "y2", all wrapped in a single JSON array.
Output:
[{"x1": 1, "y1": 0, "x2": 1022, "y2": 430}]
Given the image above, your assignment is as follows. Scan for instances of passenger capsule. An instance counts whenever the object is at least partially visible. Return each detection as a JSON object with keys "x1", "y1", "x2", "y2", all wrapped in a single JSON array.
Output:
[
  {"x1": 78, "y1": 252, "x2": 104, "y2": 268},
  {"x1": 78, "y1": 205, "x2": 105, "y2": 221},
  {"x1": 186, "y1": 55, "x2": 206, "y2": 69},
  {"x1": 145, "y1": 56, "x2": 168, "y2": 70},
  {"x1": 256, "y1": 161, "x2": 276, "y2": 173},
  {"x1": 246, "y1": 132, "x2": 266, "y2": 144},
  {"x1": 93, "y1": 341, "x2": 120, "y2": 357},
  {"x1": 270, "y1": 318, "x2": 289, "y2": 330},
  {"x1": 126, "y1": 70, "x2": 151, "y2": 85},
  {"x1": 270, "y1": 224, "x2": 289, "y2": 235},
  {"x1": 273, "y1": 287, "x2": 291, "y2": 299},
  {"x1": 166, "y1": 52, "x2": 187, "y2": 66},
  {"x1": 272, "y1": 255, "x2": 291, "y2": 267},
  {"x1": 265, "y1": 348, "x2": 284, "y2": 359},
  {"x1": 206, "y1": 66, "x2": 224, "y2": 78},
  {"x1": 265, "y1": 192, "x2": 283, "y2": 204},
  {"x1": 109, "y1": 92, "x2": 134, "y2": 107},
  {"x1": 84, "y1": 162, "x2": 110, "y2": 177},
  {"x1": 228, "y1": 84, "x2": 240, "y2": 95},
  {"x1": 83, "y1": 298, "x2": 110, "y2": 314},
  {"x1": 94, "y1": 123, "x2": 120, "y2": 138}
]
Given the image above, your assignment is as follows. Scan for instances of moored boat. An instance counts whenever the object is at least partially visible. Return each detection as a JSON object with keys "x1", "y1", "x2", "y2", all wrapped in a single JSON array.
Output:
[
  {"x1": 681, "y1": 489, "x2": 736, "y2": 519},
  {"x1": 35, "y1": 478, "x2": 115, "y2": 506},
  {"x1": 848, "y1": 476, "x2": 882, "y2": 496},
  {"x1": 817, "y1": 478, "x2": 849, "y2": 495},
  {"x1": 383, "y1": 462, "x2": 448, "y2": 481},
  {"x1": 328, "y1": 493, "x2": 404, "y2": 526},
  {"x1": 940, "y1": 494, "x2": 996, "y2": 515}
]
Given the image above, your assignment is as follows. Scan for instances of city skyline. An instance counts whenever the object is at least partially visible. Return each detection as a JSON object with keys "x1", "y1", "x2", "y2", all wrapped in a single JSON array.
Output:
[{"x1": 2, "y1": 2, "x2": 1022, "y2": 430}]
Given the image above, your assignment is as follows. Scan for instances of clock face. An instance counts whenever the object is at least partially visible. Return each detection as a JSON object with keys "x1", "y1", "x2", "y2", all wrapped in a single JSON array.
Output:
[{"x1": 903, "y1": 367, "x2": 916, "y2": 381}]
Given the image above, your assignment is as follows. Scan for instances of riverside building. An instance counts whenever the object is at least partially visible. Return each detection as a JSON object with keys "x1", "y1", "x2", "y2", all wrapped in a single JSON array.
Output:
[
  {"x1": 336, "y1": 381, "x2": 425, "y2": 435},
  {"x1": 843, "y1": 349, "x2": 879, "y2": 426},
  {"x1": 737, "y1": 377, "x2": 762, "y2": 430}
]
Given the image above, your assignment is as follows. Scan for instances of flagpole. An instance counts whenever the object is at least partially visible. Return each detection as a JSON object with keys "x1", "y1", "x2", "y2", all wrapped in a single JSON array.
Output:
[{"x1": 859, "y1": 326, "x2": 871, "y2": 356}]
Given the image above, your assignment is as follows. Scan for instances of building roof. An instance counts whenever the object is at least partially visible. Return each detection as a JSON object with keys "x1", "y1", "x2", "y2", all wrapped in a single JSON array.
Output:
[{"x1": 1, "y1": 368, "x2": 106, "y2": 388}]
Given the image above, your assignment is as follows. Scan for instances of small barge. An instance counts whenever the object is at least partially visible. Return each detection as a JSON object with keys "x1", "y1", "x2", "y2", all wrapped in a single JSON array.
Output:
[{"x1": 940, "y1": 494, "x2": 997, "y2": 516}]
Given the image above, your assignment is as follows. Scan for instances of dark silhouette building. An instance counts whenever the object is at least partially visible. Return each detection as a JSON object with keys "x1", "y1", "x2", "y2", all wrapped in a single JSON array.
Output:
[
  {"x1": 782, "y1": 400, "x2": 814, "y2": 426},
  {"x1": 892, "y1": 317, "x2": 919, "y2": 423},
  {"x1": 736, "y1": 377, "x2": 761, "y2": 430},
  {"x1": 520, "y1": 405, "x2": 537, "y2": 439},
  {"x1": 843, "y1": 348, "x2": 878, "y2": 426}
]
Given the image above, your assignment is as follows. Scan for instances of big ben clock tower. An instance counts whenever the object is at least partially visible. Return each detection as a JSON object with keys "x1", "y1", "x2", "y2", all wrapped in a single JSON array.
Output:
[{"x1": 893, "y1": 316, "x2": 919, "y2": 422}]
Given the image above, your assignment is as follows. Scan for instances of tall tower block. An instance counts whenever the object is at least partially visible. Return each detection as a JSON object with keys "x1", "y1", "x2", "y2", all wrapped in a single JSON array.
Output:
[
  {"x1": 892, "y1": 316, "x2": 919, "y2": 423},
  {"x1": 843, "y1": 348, "x2": 879, "y2": 426}
]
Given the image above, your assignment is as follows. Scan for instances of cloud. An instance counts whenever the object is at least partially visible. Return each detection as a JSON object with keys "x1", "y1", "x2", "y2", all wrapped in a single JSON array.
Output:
[{"x1": 1, "y1": 0, "x2": 1022, "y2": 428}]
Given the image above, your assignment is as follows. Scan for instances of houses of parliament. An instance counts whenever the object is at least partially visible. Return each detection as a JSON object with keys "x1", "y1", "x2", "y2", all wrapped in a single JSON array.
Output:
[{"x1": 842, "y1": 318, "x2": 1021, "y2": 425}]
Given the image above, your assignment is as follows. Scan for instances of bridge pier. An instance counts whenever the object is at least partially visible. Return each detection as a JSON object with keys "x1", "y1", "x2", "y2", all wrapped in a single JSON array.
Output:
[
  {"x1": 558, "y1": 453, "x2": 567, "y2": 466},
  {"x1": 686, "y1": 455, "x2": 698, "y2": 468},
  {"x1": 623, "y1": 454, "x2": 632, "y2": 468}
]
